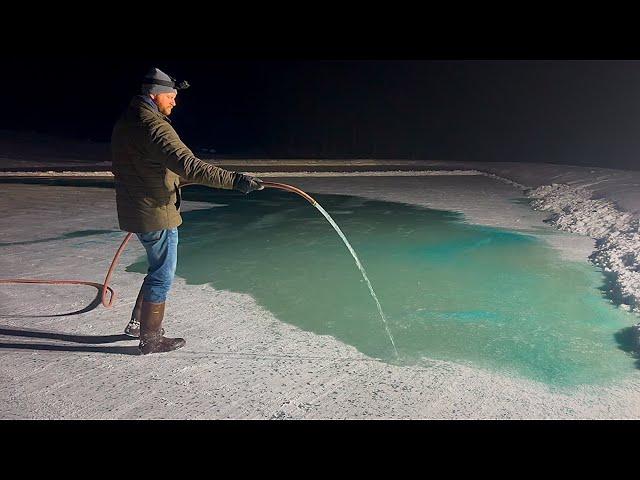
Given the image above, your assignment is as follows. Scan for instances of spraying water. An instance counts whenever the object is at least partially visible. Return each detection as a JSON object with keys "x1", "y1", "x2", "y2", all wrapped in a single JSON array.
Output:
[
  {"x1": 313, "y1": 203, "x2": 399, "y2": 358},
  {"x1": 257, "y1": 181, "x2": 398, "y2": 357}
]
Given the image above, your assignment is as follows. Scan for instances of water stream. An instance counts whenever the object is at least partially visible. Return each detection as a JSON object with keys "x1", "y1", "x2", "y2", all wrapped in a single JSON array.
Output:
[{"x1": 313, "y1": 203, "x2": 399, "y2": 357}]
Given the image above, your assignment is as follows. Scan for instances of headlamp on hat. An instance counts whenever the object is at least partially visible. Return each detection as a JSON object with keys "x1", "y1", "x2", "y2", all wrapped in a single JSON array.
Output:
[{"x1": 143, "y1": 76, "x2": 190, "y2": 90}]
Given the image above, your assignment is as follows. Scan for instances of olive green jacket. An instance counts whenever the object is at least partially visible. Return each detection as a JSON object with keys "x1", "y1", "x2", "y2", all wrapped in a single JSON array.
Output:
[{"x1": 111, "y1": 96, "x2": 238, "y2": 233}]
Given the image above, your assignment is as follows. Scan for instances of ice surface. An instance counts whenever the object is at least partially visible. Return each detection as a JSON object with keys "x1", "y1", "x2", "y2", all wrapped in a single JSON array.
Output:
[{"x1": 2, "y1": 142, "x2": 640, "y2": 418}]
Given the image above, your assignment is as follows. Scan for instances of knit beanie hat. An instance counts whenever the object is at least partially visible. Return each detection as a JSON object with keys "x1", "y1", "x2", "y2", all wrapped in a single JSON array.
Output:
[{"x1": 141, "y1": 67, "x2": 190, "y2": 95}]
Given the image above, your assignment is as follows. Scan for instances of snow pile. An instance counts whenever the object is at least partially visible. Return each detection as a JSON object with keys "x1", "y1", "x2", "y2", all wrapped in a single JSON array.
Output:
[
  {"x1": 527, "y1": 184, "x2": 635, "y2": 238},
  {"x1": 527, "y1": 183, "x2": 640, "y2": 317},
  {"x1": 590, "y1": 222, "x2": 640, "y2": 304}
]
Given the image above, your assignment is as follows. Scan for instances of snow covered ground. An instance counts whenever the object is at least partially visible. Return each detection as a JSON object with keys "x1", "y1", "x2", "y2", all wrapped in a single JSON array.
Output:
[{"x1": 1, "y1": 149, "x2": 640, "y2": 419}]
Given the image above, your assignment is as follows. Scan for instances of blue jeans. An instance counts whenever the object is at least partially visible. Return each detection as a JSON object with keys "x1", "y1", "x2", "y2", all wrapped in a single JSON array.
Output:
[{"x1": 136, "y1": 228, "x2": 178, "y2": 303}]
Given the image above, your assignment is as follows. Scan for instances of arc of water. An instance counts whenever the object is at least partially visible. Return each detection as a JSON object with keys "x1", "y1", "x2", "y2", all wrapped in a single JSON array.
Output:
[
  {"x1": 313, "y1": 203, "x2": 400, "y2": 358},
  {"x1": 259, "y1": 181, "x2": 398, "y2": 358}
]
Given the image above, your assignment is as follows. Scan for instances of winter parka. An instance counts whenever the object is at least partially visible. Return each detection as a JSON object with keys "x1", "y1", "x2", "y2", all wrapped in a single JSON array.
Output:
[{"x1": 111, "y1": 95, "x2": 238, "y2": 233}]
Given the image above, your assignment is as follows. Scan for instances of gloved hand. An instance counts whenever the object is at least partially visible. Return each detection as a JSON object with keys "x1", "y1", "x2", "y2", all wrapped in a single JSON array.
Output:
[{"x1": 233, "y1": 172, "x2": 264, "y2": 194}]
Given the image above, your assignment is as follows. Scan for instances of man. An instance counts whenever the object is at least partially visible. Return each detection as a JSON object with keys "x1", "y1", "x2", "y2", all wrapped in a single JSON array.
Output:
[{"x1": 111, "y1": 67, "x2": 263, "y2": 355}]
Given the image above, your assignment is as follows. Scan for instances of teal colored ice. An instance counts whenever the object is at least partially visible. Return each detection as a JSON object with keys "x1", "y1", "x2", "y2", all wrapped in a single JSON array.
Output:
[{"x1": 125, "y1": 186, "x2": 638, "y2": 387}]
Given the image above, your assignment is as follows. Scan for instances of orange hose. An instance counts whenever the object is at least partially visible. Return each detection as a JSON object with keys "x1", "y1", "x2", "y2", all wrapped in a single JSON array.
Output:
[
  {"x1": 0, "y1": 233, "x2": 133, "y2": 309},
  {"x1": 260, "y1": 181, "x2": 318, "y2": 205},
  {"x1": 0, "y1": 181, "x2": 315, "y2": 310}
]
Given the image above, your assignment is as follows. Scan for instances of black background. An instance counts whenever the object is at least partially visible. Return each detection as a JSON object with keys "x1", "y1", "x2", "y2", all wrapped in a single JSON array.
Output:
[{"x1": 3, "y1": 11, "x2": 640, "y2": 169}]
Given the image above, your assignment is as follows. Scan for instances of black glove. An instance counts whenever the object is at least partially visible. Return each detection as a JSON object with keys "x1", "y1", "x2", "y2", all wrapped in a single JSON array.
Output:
[{"x1": 233, "y1": 173, "x2": 264, "y2": 194}]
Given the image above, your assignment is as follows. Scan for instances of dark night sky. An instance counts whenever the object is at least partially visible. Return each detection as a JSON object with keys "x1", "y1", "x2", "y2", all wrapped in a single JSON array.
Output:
[{"x1": 4, "y1": 55, "x2": 640, "y2": 169}]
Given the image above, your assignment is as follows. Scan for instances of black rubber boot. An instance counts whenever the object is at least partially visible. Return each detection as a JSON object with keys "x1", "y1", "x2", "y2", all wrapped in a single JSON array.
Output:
[{"x1": 138, "y1": 301, "x2": 185, "y2": 355}]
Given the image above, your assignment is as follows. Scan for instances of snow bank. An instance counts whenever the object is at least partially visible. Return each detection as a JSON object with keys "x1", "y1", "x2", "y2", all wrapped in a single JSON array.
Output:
[{"x1": 526, "y1": 183, "x2": 640, "y2": 323}]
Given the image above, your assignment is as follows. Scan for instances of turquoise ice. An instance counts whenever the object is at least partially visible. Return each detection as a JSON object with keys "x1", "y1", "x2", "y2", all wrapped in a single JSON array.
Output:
[{"x1": 126, "y1": 187, "x2": 638, "y2": 387}]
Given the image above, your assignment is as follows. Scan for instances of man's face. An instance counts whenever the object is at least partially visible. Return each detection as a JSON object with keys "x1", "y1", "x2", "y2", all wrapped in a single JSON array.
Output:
[{"x1": 151, "y1": 92, "x2": 177, "y2": 116}]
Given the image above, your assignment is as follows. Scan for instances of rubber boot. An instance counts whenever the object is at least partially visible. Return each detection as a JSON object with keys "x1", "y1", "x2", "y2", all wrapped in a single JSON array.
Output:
[
  {"x1": 123, "y1": 288, "x2": 144, "y2": 337},
  {"x1": 138, "y1": 300, "x2": 185, "y2": 355},
  {"x1": 124, "y1": 288, "x2": 164, "y2": 338}
]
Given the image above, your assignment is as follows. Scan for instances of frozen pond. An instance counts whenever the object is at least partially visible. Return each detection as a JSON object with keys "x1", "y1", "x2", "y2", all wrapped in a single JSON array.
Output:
[{"x1": 123, "y1": 185, "x2": 637, "y2": 386}]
